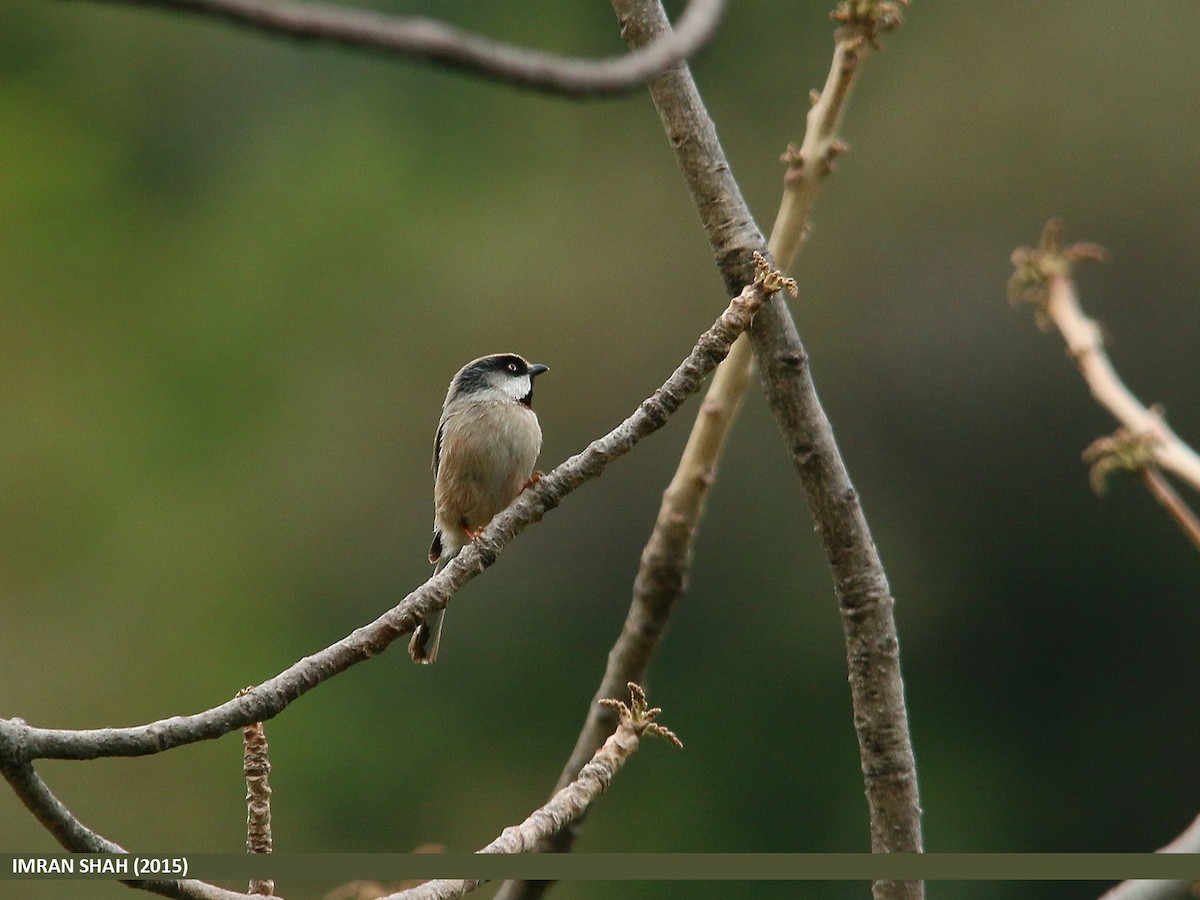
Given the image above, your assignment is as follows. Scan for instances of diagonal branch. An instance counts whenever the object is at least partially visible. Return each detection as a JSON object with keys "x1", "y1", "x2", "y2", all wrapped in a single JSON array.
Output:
[
  {"x1": 543, "y1": 0, "x2": 904, "y2": 827},
  {"x1": 1010, "y1": 219, "x2": 1200, "y2": 492},
  {"x1": 0, "y1": 262, "x2": 781, "y2": 769},
  {"x1": 81, "y1": 0, "x2": 726, "y2": 97},
  {"x1": 386, "y1": 685, "x2": 681, "y2": 900},
  {"x1": 0, "y1": 752, "x2": 257, "y2": 900},
  {"x1": 1011, "y1": 220, "x2": 1200, "y2": 548},
  {"x1": 496, "y1": 4, "x2": 922, "y2": 900},
  {"x1": 618, "y1": 8, "x2": 926, "y2": 886},
  {"x1": 1138, "y1": 467, "x2": 1200, "y2": 553}
]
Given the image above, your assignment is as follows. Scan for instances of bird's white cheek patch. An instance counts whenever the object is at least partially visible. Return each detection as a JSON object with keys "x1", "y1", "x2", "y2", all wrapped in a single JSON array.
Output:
[{"x1": 501, "y1": 374, "x2": 532, "y2": 401}]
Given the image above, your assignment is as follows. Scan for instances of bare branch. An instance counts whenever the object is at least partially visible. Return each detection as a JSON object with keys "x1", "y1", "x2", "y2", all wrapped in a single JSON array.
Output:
[
  {"x1": 1011, "y1": 220, "x2": 1200, "y2": 551},
  {"x1": 385, "y1": 685, "x2": 680, "y2": 900},
  {"x1": 83, "y1": 0, "x2": 727, "y2": 97},
  {"x1": 0, "y1": 749, "x2": 258, "y2": 900},
  {"x1": 1010, "y1": 219, "x2": 1200, "y2": 493},
  {"x1": 496, "y1": 5, "x2": 921, "y2": 900},
  {"x1": 773, "y1": 0, "x2": 906, "y2": 269},
  {"x1": 515, "y1": 0, "x2": 904, "y2": 872},
  {"x1": 1098, "y1": 813, "x2": 1200, "y2": 900},
  {"x1": 0, "y1": 267, "x2": 778, "y2": 771}
]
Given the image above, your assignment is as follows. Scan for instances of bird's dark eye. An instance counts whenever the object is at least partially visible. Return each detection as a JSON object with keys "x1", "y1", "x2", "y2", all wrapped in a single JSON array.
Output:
[{"x1": 507, "y1": 362, "x2": 519, "y2": 373}]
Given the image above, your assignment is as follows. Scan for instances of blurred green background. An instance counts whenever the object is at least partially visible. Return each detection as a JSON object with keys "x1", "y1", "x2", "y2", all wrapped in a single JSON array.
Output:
[{"x1": 3, "y1": 1, "x2": 1199, "y2": 898}]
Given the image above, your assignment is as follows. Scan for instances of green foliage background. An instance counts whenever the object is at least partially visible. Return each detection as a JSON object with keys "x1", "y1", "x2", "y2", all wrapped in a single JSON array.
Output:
[{"x1": 2, "y1": 2, "x2": 1198, "y2": 898}]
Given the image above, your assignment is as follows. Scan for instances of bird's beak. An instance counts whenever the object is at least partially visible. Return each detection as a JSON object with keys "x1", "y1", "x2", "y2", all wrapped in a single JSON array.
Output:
[{"x1": 528, "y1": 363, "x2": 549, "y2": 378}]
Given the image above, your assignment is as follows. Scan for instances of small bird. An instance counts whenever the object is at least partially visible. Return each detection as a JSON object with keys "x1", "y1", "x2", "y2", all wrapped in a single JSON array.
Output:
[{"x1": 409, "y1": 353, "x2": 549, "y2": 663}]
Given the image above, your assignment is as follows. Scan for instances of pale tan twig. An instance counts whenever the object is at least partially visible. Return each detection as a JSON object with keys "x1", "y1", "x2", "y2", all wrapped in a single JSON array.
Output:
[
  {"x1": 1098, "y1": 813, "x2": 1200, "y2": 900},
  {"x1": 238, "y1": 688, "x2": 275, "y2": 896},
  {"x1": 1012, "y1": 220, "x2": 1200, "y2": 552},
  {"x1": 384, "y1": 685, "x2": 680, "y2": 900},
  {"x1": 81, "y1": 0, "x2": 726, "y2": 97},
  {"x1": 495, "y1": 5, "x2": 918, "y2": 900},
  {"x1": 1011, "y1": 220, "x2": 1200, "y2": 493}
]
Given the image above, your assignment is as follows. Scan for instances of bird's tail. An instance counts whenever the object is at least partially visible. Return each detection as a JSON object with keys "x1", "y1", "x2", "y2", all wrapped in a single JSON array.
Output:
[{"x1": 409, "y1": 552, "x2": 452, "y2": 664}]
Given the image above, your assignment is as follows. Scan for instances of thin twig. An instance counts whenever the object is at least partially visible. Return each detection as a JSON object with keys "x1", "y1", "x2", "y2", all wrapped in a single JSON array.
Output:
[
  {"x1": 1010, "y1": 219, "x2": 1200, "y2": 493},
  {"x1": 0, "y1": 264, "x2": 781, "y2": 773},
  {"x1": 496, "y1": 4, "x2": 922, "y2": 900},
  {"x1": 1140, "y1": 468, "x2": 1200, "y2": 553},
  {"x1": 385, "y1": 685, "x2": 680, "y2": 900},
  {"x1": 238, "y1": 688, "x2": 274, "y2": 896},
  {"x1": 1098, "y1": 813, "x2": 1200, "y2": 900},
  {"x1": 0, "y1": 748, "x2": 260, "y2": 900},
  {"x1": 82, "y1": 0, "x2": 726, "y2": 97},
  {"x1": 1011, "y1": 220, "x2": 1200, "y2": 551}
]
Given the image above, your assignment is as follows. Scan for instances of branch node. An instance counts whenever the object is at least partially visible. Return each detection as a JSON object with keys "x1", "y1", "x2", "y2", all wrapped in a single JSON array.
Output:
[
  {"x1": 752, "y1": 251, "x2": 799, "y2": 298},
  {"x1": 824, "y1": 139, "x2": 851, "y2": 171},
  {"x1": 1082, "y1": 414, "x2": 1165, "y2": 495},
  {"x1": 830, "y1": 0, "x2": 909, "y2": 50},
  {"x1": 1008, "y1": 218, "x2": 1109, "y2": 323},
  {"x1": 1012, "y1": 218, "x2": 1104, "y2": 303},
  {"x1": 598, "y1": 683, "x2": 683, "y2": 749}
]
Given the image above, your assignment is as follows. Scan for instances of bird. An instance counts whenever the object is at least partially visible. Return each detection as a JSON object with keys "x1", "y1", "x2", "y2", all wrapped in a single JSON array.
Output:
[{"x1": 409, "y1": 352, "x2": 549, "y2": 664}]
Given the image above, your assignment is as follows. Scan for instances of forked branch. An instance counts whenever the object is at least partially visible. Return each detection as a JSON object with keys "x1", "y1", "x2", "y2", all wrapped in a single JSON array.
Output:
[
  {"x1": 525, "y1": 0, "x2": 909, "y2": 875},
  {"x1": 1011, "y1": 219, "x2": 1200, "y2": 549},
  {"x1": 497, "y1": 4, "x2": 922, "y2": 900}
]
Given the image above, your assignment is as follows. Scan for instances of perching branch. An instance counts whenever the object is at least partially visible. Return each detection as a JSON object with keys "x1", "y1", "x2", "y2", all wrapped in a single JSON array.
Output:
[
  {"x1": 0, "y1": 259, "x2": 784, "y2": 775},
  {"x1": 386, "y1": 685, "x2": 680, "y2": 900},
  {"x1": 1098, "y1": 812, "x2": 1200, "y2": 900},
  {"x1": 83, "y1": 0, "x2": 726, "y2": 98},
  {"x1": 0, "y1": 749, "x2": 258, "y2": 900},
  {"x1": 497, "y1": 3, "x2": 923, "y2": 899},
  {"x1": 1010, "y1": 219, "x2": 1200, "y2": 546},
  {"x1": 503, "y1": 5, "x2": 910, "y2": 895}
]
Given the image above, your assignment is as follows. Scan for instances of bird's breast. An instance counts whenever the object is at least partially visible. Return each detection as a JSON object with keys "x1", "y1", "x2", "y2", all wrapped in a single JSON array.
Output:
[{"x1": 434, "y1": 401, "x2": 542, "y2": 536}]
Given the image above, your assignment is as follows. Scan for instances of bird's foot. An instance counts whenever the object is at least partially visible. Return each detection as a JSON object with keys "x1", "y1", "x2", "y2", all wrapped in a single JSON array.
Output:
[{"x1": 522, "y1": 470, "x2": 545, "y2": 491}]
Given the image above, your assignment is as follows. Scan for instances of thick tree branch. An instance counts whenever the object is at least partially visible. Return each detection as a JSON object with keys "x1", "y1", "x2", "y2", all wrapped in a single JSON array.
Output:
[
  {"x1": 1098, "y1": 813, "x2": 1200, "y2": 900},
  {"x1": 505, "y1": 7, "x2": 908, "y2": 895},
  {"x1": 386, "y1": 685, "x2": 680, "y2": 900},
  {"x1": 498, "y1": 4, "x2": 922, "y2": 900},
  {"x1": 0, "y1": 751, "x2": 257, "y2": 900},
  {"x1": 624, "y1": 26, "x2": 924, "y2": 881},
  {"x1": 0, "y1": 265, "x2": 780, "y2": 773},
  {"x1": 81, "y1": 0, "x2": 726, "y2": 97}
]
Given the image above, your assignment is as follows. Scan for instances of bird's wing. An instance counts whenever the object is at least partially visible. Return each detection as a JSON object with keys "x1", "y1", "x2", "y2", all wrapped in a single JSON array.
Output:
[{"x1": 433, "y1": 418, "x2": 445, "y2": 476}]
